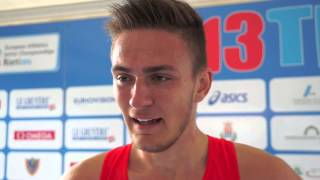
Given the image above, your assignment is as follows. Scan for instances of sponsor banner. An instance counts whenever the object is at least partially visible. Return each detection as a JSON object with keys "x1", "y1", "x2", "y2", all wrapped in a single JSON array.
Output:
[
  {"x1": 10, "y1": 88, "x2": 63, "y2": 118},
  {"x1": 197, "y1": 116, "x2": 267, "y2": 149},
  {"x1": 0, "y1": 152, "x2": 4, "y2": 179},
  {"x1": 277, "y1": 154, "x2": 320, "y2": 180},
  {"x1": 270, "y1": 76, "x2": 320, "y2": 112},
  {"x1": 66, "y1": 85, "x2": 121, "y2": 116},
  {"x1": 7, "y1": 152, "x2": 62, "y2": 180},
  {"x1": 271, "y1": 115, "x2": 320, "y2": 151},
  {"x1": 8, "y1": 120, "x2": 63, "y2": 149},
  {"x1": 126, "y1": 127, "x2": 131, "y2": 144},
  {"x1": 198, "y1": 79, "x2": 266, "y2": 113},
  {"x1": 0, "y1": 121, "x2": 6, "y2": 149},
  {"x1": 64, "y1": 151, "x2": 100, "y2": 172},
  {"x1": 0, "y1": 90, "x2": 7, "y2": 118},
  {"x1": 0, "y1": 33, "x2": 59, "y2": 74},
  {"x1": 65, "y1": 119, "x2": 124, "y2": 149}
]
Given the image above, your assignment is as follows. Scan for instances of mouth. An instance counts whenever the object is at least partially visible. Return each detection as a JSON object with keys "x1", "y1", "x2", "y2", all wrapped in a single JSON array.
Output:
[{"x1": 132, "y1": 117, "x2": 162, "y2": 125}]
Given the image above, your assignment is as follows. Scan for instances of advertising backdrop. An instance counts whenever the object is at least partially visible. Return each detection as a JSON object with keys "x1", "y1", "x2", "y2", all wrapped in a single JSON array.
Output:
[{"x1": 0, "y1": 0, "x2": 319, "y2": 179}]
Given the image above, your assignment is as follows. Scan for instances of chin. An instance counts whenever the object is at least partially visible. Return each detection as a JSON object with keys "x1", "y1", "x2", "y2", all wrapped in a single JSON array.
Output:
[
  {"x1": 133, "y1": 138, "x2": 176, "y2": 153},
  {"x1": 136, "y1": 144, "x2": 169, "y2": 153}
]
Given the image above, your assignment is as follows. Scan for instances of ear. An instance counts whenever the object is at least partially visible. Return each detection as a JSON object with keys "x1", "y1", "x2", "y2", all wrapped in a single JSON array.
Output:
[{"x1": 194, "y1": 68, "x2": 212, "y2": 103}]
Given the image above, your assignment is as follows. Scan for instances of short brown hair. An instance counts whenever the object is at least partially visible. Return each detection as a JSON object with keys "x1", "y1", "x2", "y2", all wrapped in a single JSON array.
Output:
[{"x1": 107, "y1": 0, "x2": 207, "y2": 75}]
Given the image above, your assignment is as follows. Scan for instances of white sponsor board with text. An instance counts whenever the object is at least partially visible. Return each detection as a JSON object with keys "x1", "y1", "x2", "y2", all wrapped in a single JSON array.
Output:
[
  {"x1": 126, "y1": 127, "x2": 131, "y2": 144},
  {"x1": 277, "y1": 154, "x2": 320, "y2": 180},
  {"x1": 270, "y1": 76, "x2": 320, "y2": 112},
  {"x1": 198, "y1": 79, "x2": 266, "y2": 113},
  {"x1": 271, "y1": 115, "x2": 320, "y2": 151},
  {"x1": 8, "y1": 120, "x2": 63, "y2": 149},
  {"x1": 7, "y1": 152, "x2": 62, "y2": 180},
  {"x1": 10, "y1": 88, "x2": 63, "y2": 118},
  {"x1": 66, "y1": 85, "x2": 121, "y2": 116},
  {"x1": 197, "y1": 116, "x2": 267, "y2": 149},
  {"x1": 0, "y1": 121, "x2": 6, "y2": 149},
  {"x1": 64, "y1": 151, "x2": 100, "y2": 172},
  {"x1": 0, "y1": 90, "x2": 7, "y2": 118},
  {"x1": 0, "y1": 153, "x2": 4, "y2": 179},
  {"x1": 65, "y1": 119, "x2": 124, "y2": 149},
  {"x1": 0, "y1": 33, "x2": 59, "y2": 73}
]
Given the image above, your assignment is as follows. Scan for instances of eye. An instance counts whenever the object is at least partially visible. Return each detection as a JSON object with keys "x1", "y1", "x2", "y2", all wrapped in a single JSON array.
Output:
[
  {"x1": 114, "y1": 74, "x2": 132, "y2": 83},
  {"x1": 151, "y1": 74, "x2": 171, "y2": 82}
]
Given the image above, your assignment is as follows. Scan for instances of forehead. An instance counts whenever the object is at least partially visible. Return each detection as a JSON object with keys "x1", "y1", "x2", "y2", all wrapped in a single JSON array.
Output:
[{"x1": 111, "y1": 29, "x2": 192, "y2": 66}]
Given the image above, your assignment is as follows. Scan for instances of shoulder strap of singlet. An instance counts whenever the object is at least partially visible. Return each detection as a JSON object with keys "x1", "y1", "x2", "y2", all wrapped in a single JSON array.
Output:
[
  {"x1": 99, "y1": 144, "x2": 131, "y2": 180},
  {"x1": 203, "y1": 136, "x2": 240, "y2": 180}
]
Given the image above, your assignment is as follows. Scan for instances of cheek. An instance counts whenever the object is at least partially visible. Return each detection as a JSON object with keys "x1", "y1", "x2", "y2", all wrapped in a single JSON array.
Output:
[{"x1": 114, "y1": 88, "x2": 130, "y2": 108}]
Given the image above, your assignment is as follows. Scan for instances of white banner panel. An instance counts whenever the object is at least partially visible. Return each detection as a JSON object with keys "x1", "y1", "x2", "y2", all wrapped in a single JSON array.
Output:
[
  {"x1": 270, "y1": 76, "x2": 320, "y2": 112},
  {"x1": 0, "y1": 34, "x2": 59, "y2": 74},
  {"x1": 0, "y1": 90, "x2": 7, "y2": 118},
  {"x1": 66, "y1": 85, "x2": 121, "y2": 116},
  {"x1": 0, "y1": 121, "x2": 6, "y2": 149},
  {"x1": 126, "y1": 127, "x2": 131, "y2": 145},
  {"x1": 65, "y1": 119, "x2": 124, "y2": 149},
  {"x1": 64, "y1": 151, "x2": 100, "y2": 172},
  {"x1": 8, "y1": 120, "x2": 63, "y2": 149},
  {"x1": 0, "y1": 153, "x2": 4, "y2": 179},
  {"x1": 198, "y1": 79, "x2": 266, "y2": 113},
  {"x1": 7, "y1": 152, "x2": 62, "y2": 180},
  {"x1": 197, "y1": 116, "x2": 267, "y2": 149},
  {"x1": 277, "y1": 154, "x2": 320, "y2": 180},
  {"x1": 271, "y1": 115, "x2": 320, "y2": 151},
  {"x1": 9, "y1": 88, "x2": 63, "y2": 118}
]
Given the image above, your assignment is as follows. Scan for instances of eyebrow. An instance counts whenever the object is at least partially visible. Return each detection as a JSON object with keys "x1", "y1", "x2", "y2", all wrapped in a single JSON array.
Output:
[
  {"x1": 112, "y1": 65, "x2": 177, "y2": 74},
  {"x1": 112, "y1": 65, "x2": 130, "y2": 73}
]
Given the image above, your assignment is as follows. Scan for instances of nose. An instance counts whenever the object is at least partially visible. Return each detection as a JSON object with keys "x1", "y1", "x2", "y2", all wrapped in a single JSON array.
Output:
[{"x1": 129, "y1": 79, "x2": 154, "y2": 108}]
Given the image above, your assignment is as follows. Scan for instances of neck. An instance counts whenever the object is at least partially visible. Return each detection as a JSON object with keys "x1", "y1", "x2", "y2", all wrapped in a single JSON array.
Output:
[{"x1": 129, "y1": 124, "x2": 208, "y2": 176}]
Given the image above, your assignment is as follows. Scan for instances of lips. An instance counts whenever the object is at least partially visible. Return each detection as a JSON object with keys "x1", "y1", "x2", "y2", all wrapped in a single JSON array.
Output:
[{"x1": 132, "y1": 117, "x2": 162, "y2": 125}]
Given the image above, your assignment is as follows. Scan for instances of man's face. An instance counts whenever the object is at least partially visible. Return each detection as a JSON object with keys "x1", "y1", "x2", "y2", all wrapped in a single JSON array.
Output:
[{"x1": 111, "y1": 29, "x2": 201, "y2": 152}]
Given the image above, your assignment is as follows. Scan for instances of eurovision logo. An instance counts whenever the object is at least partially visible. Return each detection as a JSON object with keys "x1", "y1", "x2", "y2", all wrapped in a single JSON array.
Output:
[
  {"x1": 73, "y1": 97, "x2": 115, "y2": 105},
  {"x1": 25, "y1": 157, "x2": 40, "y2": 176},
  {"x1": 219, "y1": 122, "x2": 237, "y2": 141}
]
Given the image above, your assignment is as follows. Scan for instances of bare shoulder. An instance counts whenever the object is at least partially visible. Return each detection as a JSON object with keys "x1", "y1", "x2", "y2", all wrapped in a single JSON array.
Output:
[
  {"x1": 234, "y1": 143, "x2": 301, "y2": 180},
  {"x1": 60, "y1": 152, "x2": 107, "y2": 180}
]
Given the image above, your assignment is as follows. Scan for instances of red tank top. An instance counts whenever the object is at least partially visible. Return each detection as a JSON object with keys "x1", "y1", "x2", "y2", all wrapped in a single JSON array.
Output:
[{"x1": 100, "y1": 136, "x2": 240, "y2": 180}]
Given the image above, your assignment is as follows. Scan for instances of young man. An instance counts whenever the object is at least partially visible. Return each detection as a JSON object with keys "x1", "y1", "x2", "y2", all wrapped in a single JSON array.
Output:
[{"x1": 62, "y1": 0, "x2": 300, "y2": 179}]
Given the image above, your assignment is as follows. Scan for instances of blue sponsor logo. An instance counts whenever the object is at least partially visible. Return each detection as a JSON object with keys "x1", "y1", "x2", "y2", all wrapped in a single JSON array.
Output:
[
  {"x1": 208, "y1": 90, "x2": 248, "y2": 105},
  {"x1": 16, "y1": 96, "x2": 55, "y2": 111},
  {"x1": 293, "y1": 85, "x2": 320, "y2": 106},
  {"x1": 304, "y1": 85, "x2": 317, "y2": 98},
  {"x1": 73, "y1": 97, "x2": 114, "y2": 105}
]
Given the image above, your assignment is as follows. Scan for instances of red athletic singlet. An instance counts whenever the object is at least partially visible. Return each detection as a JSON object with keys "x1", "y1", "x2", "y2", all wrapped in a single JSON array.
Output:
[{"x1": 100, "y1": 136, "x2": 240, "y2": 180}]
